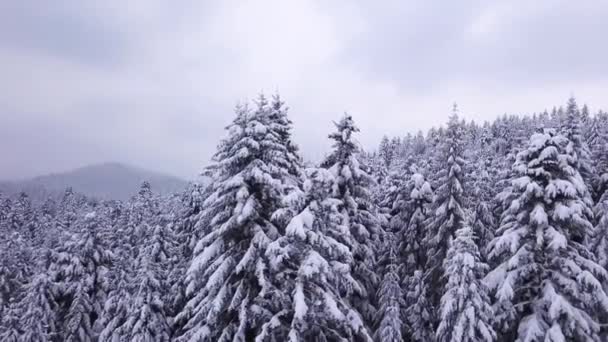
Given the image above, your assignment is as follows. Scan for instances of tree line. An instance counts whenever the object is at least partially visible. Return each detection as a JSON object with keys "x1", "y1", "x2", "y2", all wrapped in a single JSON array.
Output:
[{"x1": 1, "y1": 94, "x2": 608, "y2": 341}]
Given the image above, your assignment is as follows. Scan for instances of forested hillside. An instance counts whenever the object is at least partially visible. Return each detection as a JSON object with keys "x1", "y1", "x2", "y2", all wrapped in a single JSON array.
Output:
[{"x1": 1, "y1": 93, "x2": 608, "y2": 341}]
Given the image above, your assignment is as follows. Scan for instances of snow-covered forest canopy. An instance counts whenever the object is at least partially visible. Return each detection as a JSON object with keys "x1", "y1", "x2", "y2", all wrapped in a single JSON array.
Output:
[{"x1": 2, "y1": 94, "x2": 608, "y2": 342}]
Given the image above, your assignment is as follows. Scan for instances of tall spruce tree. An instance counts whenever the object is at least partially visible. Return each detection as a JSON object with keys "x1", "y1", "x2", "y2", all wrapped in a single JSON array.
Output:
[
  {"x1": 423, "y1": 109, "x2": 467, "y2": 321},
  {"x1": 121, "y1": 224, "x2": 173, "y2": 341},
  {"x1": 487, "y1": 130, "x2": 608, "y2": 341},
  {"x1": 436, "y1": 225, "x2": 495, "y2": 342},
  {"x1": 560, "y1": 97, "x2": 595, "y2": 194},
  {"x1": 374, "y1": 229, "x2": 404, "y2": 342},
  {"x1": 259, "y1": 168, "x2": 371, "y2": 341},
  {"x1": 49, "y1": 212, "x2": 112, "y2": 341},
  {"x1": 321, "y1": 114, "x2": 380, "y2": 329},
  {"x1": 176, "y1": 94, "x2": 302, "y2": 341},
  {"x1": 18, "y1": 272, "x2": 59, "y2": 342},
  {"x1": 592, "y1": 189, "x2": 608, "y2": 271}
]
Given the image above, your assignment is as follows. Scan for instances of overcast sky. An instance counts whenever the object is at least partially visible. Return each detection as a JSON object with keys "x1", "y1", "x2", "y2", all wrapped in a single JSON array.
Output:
[{"x1": 1, "y1": 0, "x2": 607, "y2": 180}]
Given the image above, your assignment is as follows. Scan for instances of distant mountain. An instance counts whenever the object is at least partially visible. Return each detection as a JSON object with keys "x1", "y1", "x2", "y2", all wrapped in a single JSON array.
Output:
[{"x1": 0, "y1": 162, "x2": 189, "y2": 202}]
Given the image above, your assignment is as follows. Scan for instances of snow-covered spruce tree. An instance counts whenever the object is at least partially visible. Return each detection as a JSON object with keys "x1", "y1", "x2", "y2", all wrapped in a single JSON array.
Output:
[
  {"x1": 321, "y1": 114, "x2": 380, "y2": 328},
  {"x1": 391, "y1": 172, "x2": 434, "y2": 341},
  {"x1": 592, "y1": 189, "x2": 608, "y2": 271},
  {"x1": 17, "y1": 272, "x2": 59, "y2": 341},
  {"x1": 378, "y1": 135, "x2": 398, "y2": 170},
  {"x1": 486, "y1": 130, "x2": 608, "y2": 341},
  {"x1": 259, "y1": 168, "x2": 371, "y2": 341},
  {"x1": 119, "y1": 224, "x2": 173, "y2": 341},
  {"x1": 5, "y1": 192, "x2": 34, "y2": 235},
  {"x1": 423, "y1": 110, "x2": 466, "y2": 316},
  {"x1": 470, "y1": 167, "x2": 496, "y2": 261},
  {"x1": 57, "y1": 187, "x2": 84, "y2": 231},
  {"x1": 587, "y1": 114, "x2": 608, "y2": 200},
  {"x1": 560, "y1": 97, "x2": 595, "y2": 195},
  {"x1": 176, "y1": 95, "x2": 302, "y2": 341},
  {"x1": 119, "y1": 181, "x2": 159, "y2": 257},
  {"x1": 266, "y1": 93, "x2": 305, "y2": 229},
  {"x1": 394, "y1": 172, "x2": 433, "y2": 275},
  {"x1": 167, "y1": 182, "x2": 210, "y2": 324},
  {"x1": 374, "y1": 229, "x2": 404, "y2": 342},
  {"x1": 404, "y1": 270, "x2": 434, "y2": 342},
  {"x1": 436, "y1": 225, "x2": 495, "y2": 342},
  {"x1": 0, "y1": 231, "x2": 33, "y2": 314},
  {"x1": 268, "y1": 93, "x2": 303, "y2": 182},
  {"x1": 50, "y1": 211, "x2": 112, "y2": 341},
  {"x1": 98, "y1": 260, "x2": 132, "y2": 342}
]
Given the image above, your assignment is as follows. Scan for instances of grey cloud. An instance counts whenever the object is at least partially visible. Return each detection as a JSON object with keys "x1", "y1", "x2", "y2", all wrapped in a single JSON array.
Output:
[
  {"x1": 0, "y1": 1, "x2": 132, "y2": 68},
  {"x1": 1, "y1": 0, "x2": 607, "y2": 180},
  {"x1": 339, "y1": 0, "x2": 608, "y2": 88}
]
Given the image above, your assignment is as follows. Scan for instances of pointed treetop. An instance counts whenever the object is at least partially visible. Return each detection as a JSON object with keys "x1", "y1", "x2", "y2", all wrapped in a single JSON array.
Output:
[{"x1": 138, "y1": 181, "x2": 152, "y2": 196}]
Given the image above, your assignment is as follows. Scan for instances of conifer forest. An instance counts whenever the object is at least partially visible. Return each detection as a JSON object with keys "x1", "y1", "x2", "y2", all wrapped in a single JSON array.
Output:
[{"x1": 3, "y1": 94, "x2": 608, "y2": 342}]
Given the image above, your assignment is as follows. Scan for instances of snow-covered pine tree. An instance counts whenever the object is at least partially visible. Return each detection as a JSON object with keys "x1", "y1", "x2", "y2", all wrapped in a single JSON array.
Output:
[
  {"x1": 470, "y1": 166, "x2": 496, "y2": 260},
  {"x1": 167, "y1": 182, "x2": 210, "y2": 325},
  {"x1": 374, "y1": 229, "x2": 404, "y2": 342},
  {"x1": 268, "y1": 93, "x2": 303, "y2": 182},
  {"x1": 423, "y1": 109, "x2": 466, "y2": 318},
  {"x1": 395, "y1": 172, "x2": 433, "y2": 275},
  {"x1": 120, "y1": 224, "x2": 173, "y2": 341},
  {"x1": 18, "y1": 272, "x2": 58, "y2": 341},
  {"x1": 0, "y1": 231, "x2": 33, "y2": 314},
  {"x1": 260, "y1": 168, "x2": 371, "y2": 341},
  {"x1": 98, "y1": 261, "x2": 132, "y2": 342},
  {"x1": 176, "y1": 95, "x2": 302, "y2": 341},
  {"x1": 560, "y1": 97, "x2": 595, "y2": 195},
  {"x1": 436, "y1": 224, "x2": 495, "y2": 342},
  {"x1": 392, "y1": 172, "x2": 434, "y2": 340},
  {"x1": 404, "y1": 270, "x2": 434, "y2": 342},
  {"x1": 587, "y1": 114, "x2": 608, "y2": 200},
  {"x1": 5, "y1": 192, "x2": 33, "y2": 235},
  {"x1": 266, "y1": 93, "x2": 305, "y2": 229},
  {"x1": 57, "y1": 187, "x2": 83, "y2": 231},
  {"x1": 487, "y1": 129, "x2": 608, "y2": 341},
  {"x1": 50, "y1": 211, "x2": 112, "y2": 341},
  {"x1": 321, "y1": 114, "x2": 380, "y2": 329},
  {"x1": 592, "y1": 189, "x2": 608, "y2": 271},
  {"x1": 119, "y1": 181, "x2": 159, "y2": 257},
  {"x1": 378, "y1": 135, "x2": 397, "y2": 169}
]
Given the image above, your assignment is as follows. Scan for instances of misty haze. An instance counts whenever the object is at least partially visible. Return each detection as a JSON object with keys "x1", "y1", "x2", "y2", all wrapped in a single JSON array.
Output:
[{"x1": 1, "y1": 1, "x2": 608, "y2": 341}]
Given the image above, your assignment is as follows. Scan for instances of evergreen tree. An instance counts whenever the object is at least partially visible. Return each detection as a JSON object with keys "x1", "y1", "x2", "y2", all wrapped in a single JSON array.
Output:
[
  {"x1": 98, "y1": 262, "x2": 132, "y2": 342},
  {"x1": 393, "y1": 173, "x2": 434, "y2": 341},
  {"x1": 592, "y1": 189, "x2": 608, "y2": 270},
  {"x1": 423, "y1": 110, "x2": 467, "y2": 318},
  {"x1": 404, "y1": 270, "x2": 434, "y2": 341},
  {"x1": 176, "y1": 96, "x2": 301, "y2": 341},
  {"x1": 18, "y1": 273, "x2": 59, "y2": 342},
  {"x1": 0, "y1": 231, "x2": 33, "y2": 313},
  {"x1": 374, "y1": 229, "x2": 404, "y2": 342},
  {"x1": 322, "y1": 114, "x2": 380, "y2": 328},
  {"x1": 470, "y1": 166, "x2": 496, "y2": 260},
  {"x1": 436, "y1": 225, "x2": 495, "y2": 342},
  {"x1": 121, "y1": 224, "x2": 173, "y2": 341},
  {"x1": 487, "y1": 130, "x2": 608, "y2": 341},
  {"x1": 395, "y1": 172, "x2": 433, "y2": 274},
  {"x1": 50, "y1": 212, "x2": 112, "y2": 341},
  {"x1": 587, "y1": 114, "x2": 608, "y2": 199},
  {"x1": 57, "y1": 187, "x2": 83, "y2": 231},
  {"x1": 259, "y1": 168, "x2": 371, "y2": 341},
  {"x1": 120, "y1": 181, "x2": 159, "y2": 257},
  {"x1": 560, "y1": 97, "x2": 595, "y2": 194}
]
